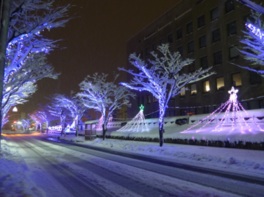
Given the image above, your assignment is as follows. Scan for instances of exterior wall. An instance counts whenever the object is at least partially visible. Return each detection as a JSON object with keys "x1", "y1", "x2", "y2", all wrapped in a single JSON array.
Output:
[{"x1": 126, "y1": 0, "x2": 264, "y2": 118}]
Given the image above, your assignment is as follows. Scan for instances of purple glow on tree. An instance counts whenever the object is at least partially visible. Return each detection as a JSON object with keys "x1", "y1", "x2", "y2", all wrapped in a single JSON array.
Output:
[
  {"x1": 77, "y1": 73, "x2": 135, "y2": 140},
  {"x1": 236, "y1": 1, "x2": 264, "y2": 76},
  {"x1": 238, "y1": 0, "x2": 264, "y2": 14},
  {"x1": 48, "y1": 94, "x2": 86, "y2": 135},
  {"x1": 246, "y1": 23, "x2": 264, "y2": 41},
  {"x1": 1, "y1": 0, "x2": 71, "y2": 125},
  {"x1": 119, "y1": 43, "x2": 214, "y2": 147},
  {"x1": 29, "y1": 110, "x2": 49, "y2": 131},
  {"x1": 21, "y1": 119, "x2": 30, "y2": 132},
  {"x1": 2, "y1": 54, "x2": 59, "y2": 122}
]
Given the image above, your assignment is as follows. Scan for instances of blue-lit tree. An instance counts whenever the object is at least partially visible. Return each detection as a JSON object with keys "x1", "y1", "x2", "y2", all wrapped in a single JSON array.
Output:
[
  {"x1": 3, "y1": 54, "x2": 59, "y2": 123},
  {"x1": 2, "y1": 0, "x2": 70, "y2": 125},
  {"x1": 21, "y1": 119, "x2": 30, "y2": 132},
  {"x1": 29, "y1": 110, "x2": 49, "y2": 132},
  {"x1": 77, "y1": 73, "x2": 135, "y2": 140},
  {"x1": 237, "y1": 0, "x2": 264, "y2": 76},
  {"x1": 238, "y1": 0, "x2": 264, "y2": 14},
  {"x1": 48, "y1": 94, "x2": 72, "y2": 135},
  {"x1": 48, "y1": 94, "x2": 86, "y2": 136},
  {"x1": 119, "y1": 44, "x2": 214, "y2": 147}
]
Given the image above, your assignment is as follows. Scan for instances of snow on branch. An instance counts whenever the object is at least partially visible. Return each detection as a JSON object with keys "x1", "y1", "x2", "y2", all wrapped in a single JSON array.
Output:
[
  {"x1": 2, "y1": 0, "x2": 71, "y2": 123},
  {"x1": 77, "y1": 73, "x2": 135, "y2": 137},
  {"x1": 238, "y1": 0, "x2": 264, "y2": 14},
  {"x1": 119, "y1": 43, "x2": 214, "y2": 146},
  {"x1": 238, "y1": 9, "x2": 264, "y2": 76}
]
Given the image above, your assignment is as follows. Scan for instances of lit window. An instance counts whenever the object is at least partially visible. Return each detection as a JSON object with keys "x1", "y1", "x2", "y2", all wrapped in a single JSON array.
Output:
[
  {"x1": 191, "y1": 84, "x2": 197, "y2": 95},
  {"x1": 180, "y1": 87, "x2": 186, "y2": 96},
  {"x1": 203, "y1": 80, "x2": 210, "y2": 92},
  {"x1": 232, "y1": 73, "x2": 242, "y2": 86},
  {"x1": 216, "y1": 77, "x2": 225, "y2": 90}
]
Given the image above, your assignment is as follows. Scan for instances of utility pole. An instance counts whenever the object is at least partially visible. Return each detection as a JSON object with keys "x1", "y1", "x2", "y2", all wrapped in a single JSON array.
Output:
[{"x1": 0, "y1": 0, "x2": 10, "y2": 137}]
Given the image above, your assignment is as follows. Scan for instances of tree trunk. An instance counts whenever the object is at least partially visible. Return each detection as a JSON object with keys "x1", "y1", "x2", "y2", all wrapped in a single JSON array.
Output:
[
  {"x1": 75, "y1": 120, "x2": 78, "y2": 136},
  {"x1": 102, "y1": 123, "x2": 106, "y2": 140},
  {"x1": 159, "y1": 122, "x2": 164, "y2": 147},
  {"x1": 0, "y1": 0, "x2": 11, "y2": 135},
  {"x1": 158, "y1": 102, "x2": 166, "y2": 147}
]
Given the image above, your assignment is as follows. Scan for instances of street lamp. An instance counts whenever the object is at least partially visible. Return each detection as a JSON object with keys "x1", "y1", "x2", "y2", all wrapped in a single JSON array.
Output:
[{"x1": 12, "y1": 106, "x2": 18, "y2": 112}]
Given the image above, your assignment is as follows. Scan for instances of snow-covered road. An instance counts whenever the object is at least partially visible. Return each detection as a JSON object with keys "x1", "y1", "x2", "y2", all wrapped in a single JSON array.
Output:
[{"x1": 2, "y1": 135, "x2": 263, "y2": 196}]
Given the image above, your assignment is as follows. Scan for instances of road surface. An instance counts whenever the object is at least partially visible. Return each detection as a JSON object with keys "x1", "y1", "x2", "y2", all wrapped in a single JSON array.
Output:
[{"x1": 3, "y1": 135, "x2": 264, "y2": 197}]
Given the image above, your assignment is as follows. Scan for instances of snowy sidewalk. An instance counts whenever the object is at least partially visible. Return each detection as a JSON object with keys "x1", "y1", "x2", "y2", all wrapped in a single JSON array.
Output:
[{"x1": 58, "y1": 135, "x2": 264, "y2": 179}]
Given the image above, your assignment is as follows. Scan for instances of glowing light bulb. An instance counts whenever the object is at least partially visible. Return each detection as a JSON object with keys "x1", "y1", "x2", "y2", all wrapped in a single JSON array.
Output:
[{"x1": 228, "y1": 86, "x2": 238, "y2": 103}]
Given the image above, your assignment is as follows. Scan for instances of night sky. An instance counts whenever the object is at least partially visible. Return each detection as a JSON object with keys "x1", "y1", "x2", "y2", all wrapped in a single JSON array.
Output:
[{"x1": 20, "y1": 0, "x2": 179, "y2": 114}]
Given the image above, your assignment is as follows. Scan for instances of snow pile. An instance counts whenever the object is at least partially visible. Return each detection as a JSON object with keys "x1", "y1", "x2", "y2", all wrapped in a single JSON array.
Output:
[{"x1": 60, "y1": 135, "x2": 264, "y2": 178}]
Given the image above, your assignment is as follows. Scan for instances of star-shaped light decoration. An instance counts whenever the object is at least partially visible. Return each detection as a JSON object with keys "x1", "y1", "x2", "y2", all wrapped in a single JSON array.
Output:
[
  {"x1": 139, "y1": 104, "x2": 144, "y2": 111},
  {"x1": 228, "y1": 86, "x2": 238, "y2": 103}
]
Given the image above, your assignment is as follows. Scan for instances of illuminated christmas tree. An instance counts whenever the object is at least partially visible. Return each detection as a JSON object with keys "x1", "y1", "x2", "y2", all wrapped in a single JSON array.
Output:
[
  {"x1": 117, "y1": 104, "x2": 149, "y2": 132},
  {"x1": 183, "y1": 86, "x2": 263, "y2": 134}
]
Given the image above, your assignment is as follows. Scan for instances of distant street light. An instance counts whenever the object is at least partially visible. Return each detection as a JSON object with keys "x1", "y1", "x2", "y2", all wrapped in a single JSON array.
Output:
[{"x1": 12, "y1": 107, "x2": 18, "y2": 112}]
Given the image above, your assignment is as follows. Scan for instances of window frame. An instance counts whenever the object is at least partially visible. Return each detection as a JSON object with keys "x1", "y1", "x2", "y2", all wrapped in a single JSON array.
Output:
[
  {"x1": 186, "y1": 22, "x2": 193, "y2": 34},
  {"x1": 212, "y1": 28, "x2": 221, "y2": 43},
  {"x1": 227, "y1": 21, "x2": 237, "y2": 36},
  {"x1": 197, "y1": 15, "x2": 205, "y2": 28},
  {"x1": 200, "y1": 56, "x2": 208, "y2": 68},
  {"x1": 213, "y1": 51, "x2": 223, "y2": 65},
  {"x1": 203, "y1": 80, "x2": 211, "y2": 93},
  {"x1": 232, "y1": 73, "x2": 242, "y2": 87},
  {"x1": 187, "y1": 41, "x2": 194, "y2": 53},
  {"x1": 199, "y1": 35, "x2": 206, "y2": 48},
  {"x1": 229, "y1": 46, "x2": 239, "y2": 60},
  {"x1": 176, "y1": 28, "x2": 183, "y2": 39},
  {"x1": 216, "y1": 77, "x2": 225, "y2": 91},
  {"x1": 191, "y1": 84, "x2": 197, "y2": 95},
  {"x1": 225, "y1": 0, "x2": 235, "y2": 13},
  {"x1": 210, "y1": 7, "x2": 219, "y2": 21}
]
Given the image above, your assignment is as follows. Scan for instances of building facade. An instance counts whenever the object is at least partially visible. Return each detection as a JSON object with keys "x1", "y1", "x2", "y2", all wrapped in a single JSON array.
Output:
[{"x1": 126, "y1": 0, "x2": 264, "y2": 118}]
